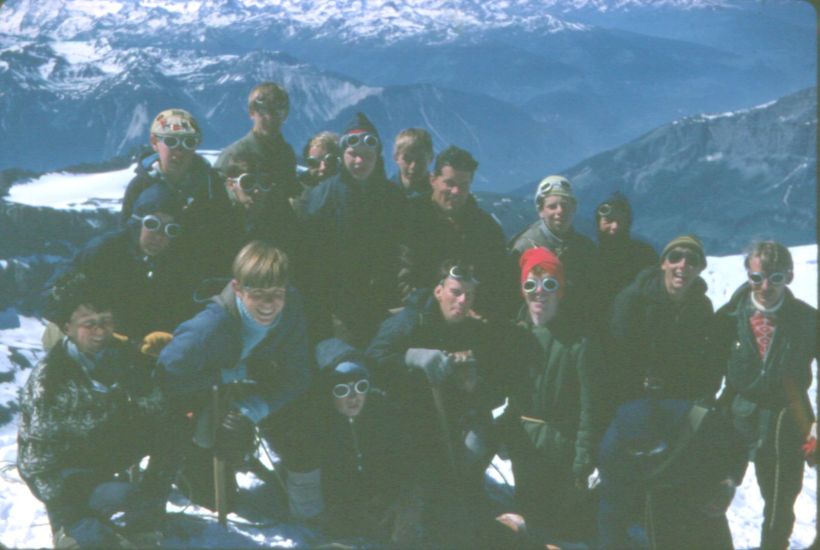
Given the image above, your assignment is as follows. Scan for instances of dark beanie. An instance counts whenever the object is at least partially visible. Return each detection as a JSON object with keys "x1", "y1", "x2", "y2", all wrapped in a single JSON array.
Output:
[
  {"x1": 133, "y1": 183, "x2": 183, "y2": 219},
  {"x1": 342, "y1": 112, "x2": 379, "y2": 140},
  {"x1": 315, "y1": 337, "x2": 371, "y2": 382},
  {"x1": 43, "y1": 271, "x2": 113, "y2": 326},
  {"x1": 661, "y1": 234, "x2": 707, "y2": 268}
]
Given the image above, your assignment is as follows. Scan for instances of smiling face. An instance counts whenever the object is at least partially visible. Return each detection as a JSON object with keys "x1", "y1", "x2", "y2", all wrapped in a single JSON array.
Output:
[
  {"x1": 233, "y1": 281, "x2": 287, "y2": 325},
  {"x1": 661, "y1": 247, "x2": 704, "y2": 300},
  {"x1": 434, "y1": 277, "x2": 476, "y2": 323},
  {"x1": 430, "y1": 165, "x2": 472, "y2": 214},
  {"x1": 539, "y1": 195, "x2": 576, "y2": 236},
  {"x1": 524, "y1": 272, "x2": 561, "y2": 326},
  {"x1": 747, "y1": 255, "x2": 791, "y2": 309},
  {"x1": 63, "y1": 305, "x2": 115, "y2": 356}
]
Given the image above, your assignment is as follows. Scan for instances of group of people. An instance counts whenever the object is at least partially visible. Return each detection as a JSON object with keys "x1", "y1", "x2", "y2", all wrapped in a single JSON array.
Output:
[{"x1": 16, "y1": 81, "x2": 817, "y2": 549}]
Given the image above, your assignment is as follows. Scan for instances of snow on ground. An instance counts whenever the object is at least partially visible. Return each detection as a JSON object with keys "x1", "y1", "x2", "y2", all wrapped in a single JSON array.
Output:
[{"x1": 0, "y1": 246, "x2": 815, "y2": 548}]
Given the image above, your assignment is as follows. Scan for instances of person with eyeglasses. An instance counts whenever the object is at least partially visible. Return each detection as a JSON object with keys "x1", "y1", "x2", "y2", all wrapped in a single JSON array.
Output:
[
  {"x1": 493, "y1": 247, "x2": 600, "y2": 545},
  {"x1": 390, "y1": 128, "x2": 434, "y2": 198},
  {"x1": 42, "y1": 184, "x2": 198, "y2": 349},
  {"x1": 156, "y1": 241, "x2": 313, "y2": 519},
  {"x1": 120, "y1": 108, "x2": 235, "y2": 284},
  {"x1": 594, "y1": 192, "x2": 658, "y2": 320},
  {"x1": 303, "y1": 112, "x2": 406, "y2": 348},
  {"x1": 714, "y1": 241, "x2": 817, "y2": 549},
  {"x1": 215, "y1": 82, "x2": 300, "y2": 203},
  {"x1": 298, "y1": 337, "x2": 422, "y2": 544},
  {"x1": 510, "y1": 175, "x2": 600, "y2": 335},
  {"x1": 366, "y1": 259, "x2": 509, "y2": 547},
  {"x1": 398, "y1": 145, "x2": 516, "y2": 321},
  {"x1": 19, "y1": 271, "x2": 176, "y2": 549}
]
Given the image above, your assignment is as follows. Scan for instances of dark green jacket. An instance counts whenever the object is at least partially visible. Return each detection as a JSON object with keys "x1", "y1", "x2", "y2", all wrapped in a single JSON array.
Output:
[
  {"x1": 716, "y1": 284, "x2": 816, "y2": 451},
  {"x1": 501, "y1": 313, "x2": 598, "y2": 480},
  {"x1": 17, "y1": 338, "x2": 166, "y2": 530},
  {"x1": 605, "y1": 267, "x2": 722, "y2": 419}
]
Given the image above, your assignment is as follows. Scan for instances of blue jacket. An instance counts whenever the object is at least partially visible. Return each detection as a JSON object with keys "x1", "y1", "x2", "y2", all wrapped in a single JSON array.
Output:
[{"x1": 158, "y1": 282, "x2": 311, "y2": 421}]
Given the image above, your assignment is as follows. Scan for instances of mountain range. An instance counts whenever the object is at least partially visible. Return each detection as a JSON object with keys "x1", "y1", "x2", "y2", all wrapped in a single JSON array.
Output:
[{"x1": 0, "y1": 0, "x2": 814, "y2": 191}]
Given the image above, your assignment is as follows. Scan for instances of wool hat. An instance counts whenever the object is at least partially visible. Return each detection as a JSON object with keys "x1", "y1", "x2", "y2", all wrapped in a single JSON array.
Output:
[
  {"x1": 43, "y1": 271, "x2": 114, "y2": 326},
  {"x1": 519, "y1": 247, "x2": 565, "y2": 296},
  {"x1": 150, "y1": 109, "x2": 201, "y2": 137},
  {"x1": 534, "y1": 175, "x2": 575, "y2": 209},
  {"x1": 342, "y1": 112, "x2": 378, "y2": 137},
  {"x1": 132, "y1": 183, "x2": 183, "y2": 219},
  {"x1": 315, "y1": 337, "x2": 371, "y2": 382},
  {"x1": 661, "y1": 234, "x2": 706, "y2": 268}
]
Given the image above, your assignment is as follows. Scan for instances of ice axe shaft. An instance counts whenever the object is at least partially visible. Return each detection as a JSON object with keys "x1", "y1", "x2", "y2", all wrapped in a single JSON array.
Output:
[
  {"x1": 430, "y1": 385, "x2": 458, "y2": 475},
  {"x1": 212, "y1": 384, "x2": 228, "y2": 527}
]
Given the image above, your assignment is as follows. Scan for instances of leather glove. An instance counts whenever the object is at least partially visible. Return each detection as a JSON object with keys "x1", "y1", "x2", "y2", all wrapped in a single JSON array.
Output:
[
  {"x1": 140, "y1": 332, "x2": 174, "y2": 358},
  {"x1": 404, "y1": 348, "x2": 453, "y2": 386},
  {"x1": 214, "y1": 409, "x2": 255, "y2": 464}
]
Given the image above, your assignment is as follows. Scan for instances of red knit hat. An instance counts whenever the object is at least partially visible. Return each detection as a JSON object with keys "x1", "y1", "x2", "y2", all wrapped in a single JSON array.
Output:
[{"x1": 519, "y1": 247, "x2": 565, "y2": 297}]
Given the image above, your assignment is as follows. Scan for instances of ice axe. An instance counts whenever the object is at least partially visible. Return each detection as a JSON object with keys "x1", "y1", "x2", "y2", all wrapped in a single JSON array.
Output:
[{"x1": 212, "y1": 384, "x2": 228, "y2": 527}]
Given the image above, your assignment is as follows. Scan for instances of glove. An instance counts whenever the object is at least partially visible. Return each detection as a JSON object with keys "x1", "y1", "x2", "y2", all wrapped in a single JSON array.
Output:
[
  {"x1": 803, "y1": 422, "x2": 817, "y2": 467},
  {"x1": 59, "y1": 517, "x2": 118, "y2": 548},
  {"x1": 214, "y1": 409, "x2": 255, "y2": 464},
  {"x1": 140, "y1": 332, "x2": 174, "y2": 358},
  {"x1": 404, "y1": 348, "x2": 453, "y2": 386}
]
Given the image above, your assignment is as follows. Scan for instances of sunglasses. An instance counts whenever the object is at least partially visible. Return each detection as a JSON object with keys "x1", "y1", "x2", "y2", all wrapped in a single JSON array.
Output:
[
  {"x1": 444, "y1": 265, "x2": 479, "y2": 285},
  {"x1": 252, "y1": 99, "x2": 287, "y2": 119},
  {"x1": 132, "y1": 214, "x2": 181, "y2": 238},
  {"x1": 748, "y1": 271, "x2": 788, "y2": 286},
  {"x1": 157, "y1": 135, "x2": 200, "y2": 150},
  {"x1": 332, "y1": 379, "x2": 370, "y2": 399},
  {"x1": 522, "y1": 277, "x2": 560, "y2": 294},
  {"x1": 235, "y1": 173, "x2": 274, "y2": 193},
  {"x1": 665, "y1": 249, "x2": 702, "y2": 266},
  {"x1": 340, "y1": 133, "x2": 380, "y2": 150},
  {"x1": 305, "y1": 153, "x2": 339, "y2": 170}
]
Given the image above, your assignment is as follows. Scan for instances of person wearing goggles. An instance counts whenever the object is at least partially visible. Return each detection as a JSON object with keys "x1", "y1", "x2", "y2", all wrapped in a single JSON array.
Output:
[
  {"x1": 510, "y1": 174, "x2": 600, "y2": 335},
  {"x1": 714, "y1": 240, "x2": 816, "y2": 550},
  {"x1": 302, "y1": 111, "x2": 406, "y2": 348},
  {"x1": 121, "y1": 108, "x2": 236, "y2": 289},
  {"x1": 157, "y1": 241, "x2": 313, "y2": 519},
  {"x1": 215, "y1": 82, "x2": 300, "y2": 212},
  {"x1": 309, "y1": 338, "x2": 422, "y2": 543},
  {"x1": 367, "y1": 258, "x2": 508, "y2": 546},
  {"x1": 492, "y1": 246, "x2": 598, "y2": 542},
  {"x1": 391, "y1": 128, "x2": 434, "y2": 198},
  {"x1": 594, "y1": 193, "x2": 659, "y2": 323}
]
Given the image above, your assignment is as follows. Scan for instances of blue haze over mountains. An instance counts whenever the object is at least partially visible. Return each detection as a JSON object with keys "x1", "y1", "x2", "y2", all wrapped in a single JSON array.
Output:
[{"x1": 0, "y1": 0, "x2": 815, "y2": 293}]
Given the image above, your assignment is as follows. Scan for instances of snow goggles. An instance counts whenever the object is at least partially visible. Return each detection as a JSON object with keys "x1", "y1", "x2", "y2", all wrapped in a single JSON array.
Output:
[
  {"x1": 597, "y1": 203, "x2": 627, "y2": 219},
  {"x1": 665, "y1": 249, "x2": 702, "y2": 266},
  {"x1": 445, "y1": 265, "x2": 479, "y2": 285},
  {"x1": 332, "y1": 379, "x2": 370, "y2": 399},
  {"x1": 305, "y1": 153, "x2": 339, "y2": 171},
  {"x1": 157, "y1": 135, "x2": 200, "y2": 151},
  {"x1": 522, "y1": 277, "x2": 560, "y2": 294},
  {"x1": 748, "y1": 271, "x2": 787, "y2": 286},
  {"x1": 132, "y1": 214, "x2": 181, "y2": 238},
  {"x1": 340, "y1": 132, "x2": 380, "y2": 150},
  {"x1": 235, "y1": 173, "x2": 274, "y2": 192}
]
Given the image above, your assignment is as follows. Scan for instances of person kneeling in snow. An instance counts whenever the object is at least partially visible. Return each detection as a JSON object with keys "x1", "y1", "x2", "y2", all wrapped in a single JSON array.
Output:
[
  {"x1": 157, "y1": 240, "x2": 314, "y2": 519},
  {"x1": 308, "y1": 338, "x2": 422, "y2": 543},
  {"x1": 18, "y1": 271, "x2": 174, "y2": 548}
]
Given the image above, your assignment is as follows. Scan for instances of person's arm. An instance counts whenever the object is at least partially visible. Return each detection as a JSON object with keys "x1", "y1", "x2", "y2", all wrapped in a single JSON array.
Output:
[{"x1": 365, "y1": 309, "x2": 417, "y2": 386}]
